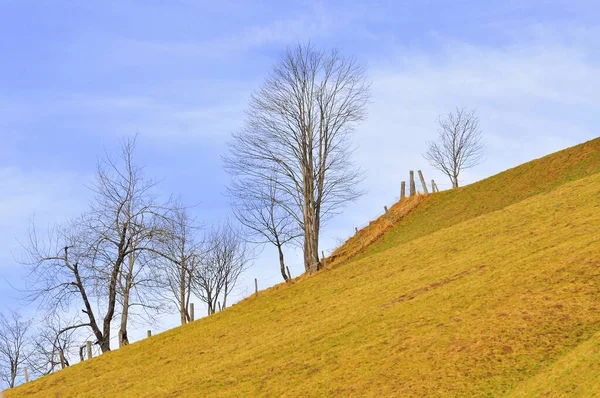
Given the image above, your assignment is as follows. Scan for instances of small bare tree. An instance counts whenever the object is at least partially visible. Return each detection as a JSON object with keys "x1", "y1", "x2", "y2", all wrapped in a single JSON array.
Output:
[
  {"x1": 0, "y1": 310, "x2": 32, "y2": 389},
  {"x1": 423, "y1": 107, "x2": 484, "y2": 188},
  {"x1": 193, "y1": 222, "x2": 250, "y2": 315},
  {"x1": 224, "y1": 43, "x2": 370, "y2": 273},
  {"x1": 229, "y1": 175, "x2": 301, "y2": 282},
  {"x1": 153, "y1": 203, "x2": 203, "y2": 325},
  {"x1": 27, "y1": 313, "x2": 79, "y2": 376}
]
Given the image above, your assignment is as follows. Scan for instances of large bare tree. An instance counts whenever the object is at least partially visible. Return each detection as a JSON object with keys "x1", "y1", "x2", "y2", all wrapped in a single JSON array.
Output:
[
  {"x1": 0, "y1": 310, "x2": 32, "y2": 389},
  {"x1": 24, "y1": 137, "x2": 168, "y2": 352},
  {"x1": 229, "y1": 175, "x2": 301, "y2": 282},
  {"x1": 85, "y1": 136, "x2": 167, "y2": 348},
  {"x1": 193, "y1": 222, "x2": 250, "y2": 315},
  {"x1": 423, "y1": 107, "x2": 484, "y2": 188},
  {"x1": 224, "y1": 43, "x2": 370, "y2": 273}
]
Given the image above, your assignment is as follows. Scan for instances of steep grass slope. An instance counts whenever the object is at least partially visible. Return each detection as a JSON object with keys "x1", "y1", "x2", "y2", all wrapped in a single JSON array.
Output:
[{"x1": 7, "y1": 138, "x2": 600, "y2": 397}]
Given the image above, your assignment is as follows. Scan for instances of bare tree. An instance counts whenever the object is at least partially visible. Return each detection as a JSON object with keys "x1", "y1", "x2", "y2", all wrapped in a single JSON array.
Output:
[
  {"x1": 193, "y1": 222, "x2": 250, "y2": 315},
  {"x1": 153, "y1": 203, "x2": 203, "y2": 325},
  {"x1": 224, "y1": 43, "x2": 370, "y2": 273},
  {"x1": 85, "y1": 136, "x2": 167, "y2": 348},
  {"x1": 0, "y1": 310, "x2": 32, "y2": 389},
  {"x1": 27, "y1": 313, "x2": 79, "y2": 377},
  {"x1": 229, "y1": 175, "x2": 301, "y2": 282},
  {"x1": 423, "y1": 107, "x2": 484, "y2": 188},
  {"x1": 23, "y1": 137, "x2": 168, "y2": 353}
]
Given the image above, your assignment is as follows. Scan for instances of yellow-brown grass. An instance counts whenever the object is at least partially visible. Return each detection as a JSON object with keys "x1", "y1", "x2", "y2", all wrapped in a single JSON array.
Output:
[
  {"x1": 326, "y1": 194, "x2": 424, "y2": 268},
  {"x1": 6, "y1": 138, "x2": 600, "y2": 397}
]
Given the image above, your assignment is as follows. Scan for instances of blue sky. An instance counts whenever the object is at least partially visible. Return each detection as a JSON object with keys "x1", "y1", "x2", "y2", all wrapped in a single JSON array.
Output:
[{"x1": 1, "y1": 0, "x2": 599, "y2": 342}]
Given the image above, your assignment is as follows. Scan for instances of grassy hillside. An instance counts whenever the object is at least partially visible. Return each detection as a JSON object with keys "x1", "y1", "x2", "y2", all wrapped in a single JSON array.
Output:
[
  {"x1": 509, "y1": 331, "x2": 600, "y2": 397},
  {"x1": 6, "y1": 138, "x2": 600, "y2": 397},
  {"x1": 360, "y1": 137, "x2": 600, "y2": 257}
]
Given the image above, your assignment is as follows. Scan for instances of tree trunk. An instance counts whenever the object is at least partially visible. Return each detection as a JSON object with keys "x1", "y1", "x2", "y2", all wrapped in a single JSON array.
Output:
[
  {"x1": 73, "y1": 261, "x2": 104, "y2": 350},
  {"x1": 118, "y1": 247, "x2": 135, "y2": 348},
  {"x1": 277, "y1": 243, "x2": 288, "y2": 282},
  {"x1": 118, "y1": 285, "x2": 130, "y2": 348},
  {"x1": 223, "y1": 280, "x2": 228, "y2": 310},
  {"x1": 179, "y1": 258, "x2": 187, "y2": 326},
  {"x1": 9, "y1": 359, "x2": 16, "y2": 388},
  {"x1": 101, "y1": 248, "x2": 126, "y2": 353}
]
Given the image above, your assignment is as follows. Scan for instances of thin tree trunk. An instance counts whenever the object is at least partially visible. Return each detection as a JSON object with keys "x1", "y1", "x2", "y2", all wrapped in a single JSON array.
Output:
[
  {"x1": 223, "y1": 280, "x2": 228, "y2": 310},
  {"x1": 179, "y1": 257, "x2": 187, "y2": 325},
  {"x1": 277, "y1": 243, "x2": 288, "y2": 281},
  {"x1": 118, "y1": 229, "x2": 135, "y2": 347},
  {"x1": 101, "y1": 240, "x2": 126, "y2": 353},
  {"x1": 73, "y1": 261, "x2": 104, "y2": 347},
  {"x1": 9, "y1": 359, "x2": 16, "y2": 388},
  {"x1": 118, "y1": 287, "x2": 130, "y2": 347}
]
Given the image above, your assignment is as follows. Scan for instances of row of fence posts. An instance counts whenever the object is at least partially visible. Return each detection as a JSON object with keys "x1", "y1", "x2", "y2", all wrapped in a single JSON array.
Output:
[
  {"x1": 400, "y1": 169, "x2": 439, "y2": 200},
  {"x1": 355, "y1": 169, "x2": 440, "y2": 249}
]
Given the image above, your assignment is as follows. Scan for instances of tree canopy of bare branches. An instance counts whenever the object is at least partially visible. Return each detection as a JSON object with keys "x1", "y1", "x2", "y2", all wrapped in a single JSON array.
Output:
[
  {"x1": 224, "y1": 43, "x2": 370, "y2": 273},
  {"x1": 23, "y1": 137, "x2": 169, "y2": 353},
  {"x1": 0, "y1": 310, "x2": 32, "y2": 389},
  {"x1": 423, "y1": 107, "x2": 484, "y2": 188},
  {"x1": 89, "y1": 137, "x2": 169, "y2": 348}
]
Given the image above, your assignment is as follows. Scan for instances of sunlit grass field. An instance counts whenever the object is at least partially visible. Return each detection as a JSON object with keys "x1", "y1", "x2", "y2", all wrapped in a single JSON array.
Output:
[{"x1": 7, "y1": 138, "x2": 600, "y2": 397}]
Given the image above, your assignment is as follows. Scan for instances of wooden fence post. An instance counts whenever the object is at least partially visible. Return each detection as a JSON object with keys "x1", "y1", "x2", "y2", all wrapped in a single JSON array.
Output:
[
  {"x1": 431, "y1": 179, "x2": 436, "y2": 193},
  {"x1": 433, "y1": 181, "x2": 439, "y2": 192},
  {"x1": 86, "y1": 341, "x2": 92, "y2": 360},
  {"x1": 286, "y1": 266, "x2": 292, "y2": 279},
  {"x1": 409, "y1": 171, "x2": 416, "y2": 196},
  {"x1": 355, "y1": 227, "x2": 364, "y2": 248},
  {"x1": 147, "y1": 330, "x2": 152, "y2": 338},
  {"x1": 255, "y1": 278, "x2": 258, "y2": 296},
  {"x1": 59, "y1": 350, "x2": 66, "y2": 369},
  {"x1": 190, "y1": 303, "x2": 195, "y2": 321},
  {"x1": 321, "y1": 251, "x2": 326, "y2": 269},
  {"x1": 218, "y1": 302, "x2": 222, "y2": 312},
  {"x1": 24, "y1": 366, "x2": 29, "y2": 383},
  {"x1": 384, "y1": 205, "x2": 394, "y2": 226},
  {"x1": 400, "y1": 181, "x2": 406, "y2": 199},
  {"x1": 418, "y1": 170, "x2": 429, "y2": 195}
]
